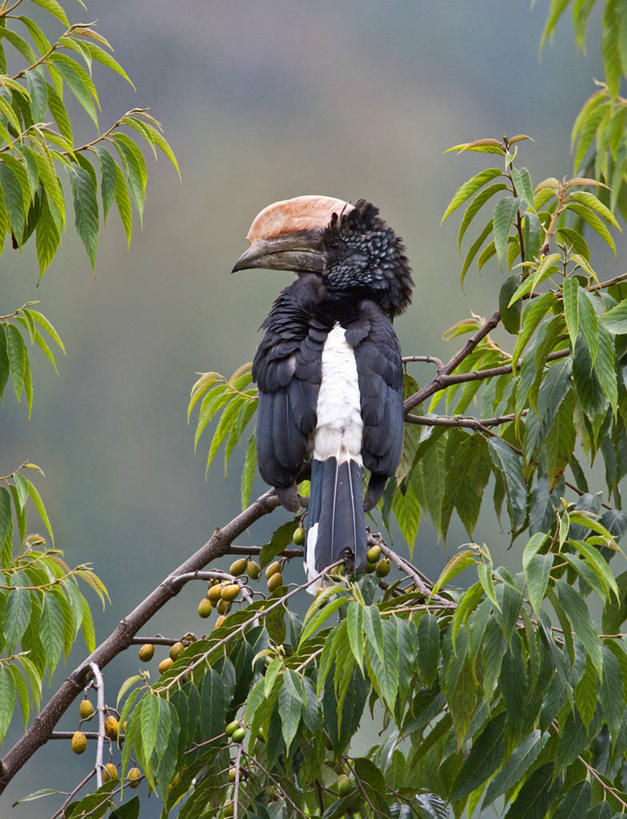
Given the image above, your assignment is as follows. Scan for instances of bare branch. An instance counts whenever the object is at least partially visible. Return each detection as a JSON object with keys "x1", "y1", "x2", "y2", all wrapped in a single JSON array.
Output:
[
  {"x1": 0, "y1": 489, "x2": 280, "y2": 793},
  {"x1": 405, "y1": 412, "x2": 522, "y2": 429},
  {"x1": 89, "y1": 662, "x2": 105, "y2": 789}
]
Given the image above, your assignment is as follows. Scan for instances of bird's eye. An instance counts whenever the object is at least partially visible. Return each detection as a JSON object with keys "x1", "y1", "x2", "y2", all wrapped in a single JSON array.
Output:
[{"x1": 330, "y1": 240, "x2": 342, "y2": 251}]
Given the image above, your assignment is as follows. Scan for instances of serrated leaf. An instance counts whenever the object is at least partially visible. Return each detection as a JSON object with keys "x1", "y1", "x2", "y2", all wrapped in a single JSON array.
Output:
[
  {"x1": 458, "y1": 182, "x2": 507, "y2": 249},
  {"x1": 24, "y1": 478, "x2": 53, "y2": 541},
  {"x1": 5, "y1": 323, "x2": 27, "y2": 402},
  {"x1": 417, "y1": 613, "x2": 440, "y2": 685},
  {"x1": 112, "y1": 133, "x2": 147, "y2": 224},
  {"x1": 526, "y1": 553, "x2": 553, "y2": 616},
  {"x1": 278, "y1": 672, "x2": 302, "y2": 752},
  {"x1": 68, "y1": 164, "x2": 99, "y2": 268},
  {"x1": 49, "y1": 53, "x2": 99, "y2": 126},
  {"x1": 460, "y1": 219, "x2": 493, "y2": 283},
  {"x1": 28, "y1": 0, "x2": 69, "y2": 25},
  {"x1": 40, "y1": 593, "x2": 65, "y2": 680},
  {"x1": 601, "y1": 298, "x2": 627, "y2": 334},
  {"x1": 451, "y1": 711, "x2": 506, "y2": 801},
  {"x1": 568, "y1": 202, "x2": 616, "y2": 254},
  {"x1": 442, "y1": 167, "x2": 503, "y2": 223},
  {"x1": 0, "y1": 665, "x2": 16, "y2": 741},
  {"x1": 493, "y1": 196, "x2": 520, "y2": 263},
  {"x1": 488, "y1": 438, "x2": 527, "y2": 532},
  {"x1": 114, "y1": 163, "x2": 132, "y2": 245},
  {"x1": 241, "y1": 429, "x2": 257, "y2": 510},
  {"x1": 482, "y1": 730, "x2": 548, "y2": 807},
  {"x1": 430, "y1": 549, "x2": 477, "y2": 598}
]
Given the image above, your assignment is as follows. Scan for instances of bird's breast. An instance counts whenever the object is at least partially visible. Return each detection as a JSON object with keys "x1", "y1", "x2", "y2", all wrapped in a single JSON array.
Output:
[{"x1": 313, "y1": 324, "x2": 363, "y2": 462}]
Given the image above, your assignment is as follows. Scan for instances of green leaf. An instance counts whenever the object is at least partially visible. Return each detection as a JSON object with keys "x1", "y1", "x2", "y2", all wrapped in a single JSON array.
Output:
[
  {"x1": 240, "y1": 429, "x2": 257, "y2": 510},
  {"x1": 483, "y1": 729, "x2": 548, "y2": 807},
  {"x1": 441, "y1": 432, "x2": 491, "y2": 537},
  {"x1": 562, "y1": 277, "x2": 579, "y2": 349},
  {"x1": 48, "y1": 53, "x2": 99, "y2": 126},
  {"x1": 114, "y1": 163, "x2": 133, "y2": 246},
  {"x1": 430, "y1": 549, "x2": 477, "y2": 598},
  {"x1": 441, "y1": 167, "x2": 503, "y2": 223},
  {"x1": 600, "y1": 644, "x2": 623, "y2": 736},
  {"x1": 6, "y1": 323, "x2": 27, "y2": 402},
  {"x1": 278, "y1": 670, "x2": 303, "y2": 752},
  {"x1": 460, "y1": 219, "x2": 493, "y2": 284},
  {"x1": 499, "y1": 276, "x2": 522, "y2": 334},
  {"x1": 512, "y1": 292, "x2": 556, "y2": 371},
  {"x1": 526, "y1": 553, "x2": 553, "y2": 616},
  {"x1": 25, "y1": 477, "x2": 53, "y2": 541},
  {"x1": 112, "y1": 133, "x2": 147, "y2": 224},
  {"x1": 0, "y1": 160, "x2": 27, "y2": 240},
  {"x1": 451, "y1": 711, "x2": 506, "y2": 801},
  {"x1": 0, "y1": 664, "x2": 16, "y2": 741},
  {"x1": 391, "y1": 481, "x2": 421, "y2": 554},
  {"x1": 508, "y1": 253, "x2": 561, "y2": 307},
  {"x1": 601, "y1": 298, "x2": 627, "y2": 334},
  {"x1": 416, "y1": 613, "x2": 440, "y2": 685},
  {"x1": 140, "y1": 692, "x2": 160, "y2": 763},
  {"x1": 259, "y1": 519, "x2": 298, "y2": 567},
  {"x1": 458, "y1": 182, "x2": 507, "y2": 249},
  {"x1": 553, "y1": 781, "x2": 591, "y2": 819},
  {"x1": 493, "y1": 196, "x2": 520, "y2": 263},
  {"x1": 94, "y1": 146, "x2": 118, "y2": 221},
  {"x1": 4, "y1": 574, "x2": 32, "y2": 652},
  {"x1": 28, "y1": 0, "x2": 70, "y2": 25},
  {"x1": 488, "y1": 438, "x2": 527, "y2": 532},
  {"x1": 81, "y1": 40, "x2": 133, "y2": 87},
  {"x1": 568, "y1": 190, "x2": 620, "y2": 229},
  {"x1": 46, "y1": 82, "x2": 72, "y2": 142},
  {"x1": 68, "y1": 164, "x2": 99, "y2": 268},
  {"x1": 577, "y1": 287, "x2": 599, "y2": 367},
  {"x1": 40, "y1": 593, "x2": 65, "y2": 680},
  {"x1": 593, "y1": 322, "x2": 617, "y2": 411},
  {"x1": 556, "y1": 578, "x2": 603, "y2": 675},
  {"x1": 567, "y1": 202, "x2": 616, "y2": 254}
]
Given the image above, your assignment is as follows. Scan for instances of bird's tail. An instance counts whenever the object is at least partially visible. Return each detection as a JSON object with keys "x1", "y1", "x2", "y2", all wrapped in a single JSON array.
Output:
[{"x1": 305, "y1": 457, "x2": 367, "y2": 587}]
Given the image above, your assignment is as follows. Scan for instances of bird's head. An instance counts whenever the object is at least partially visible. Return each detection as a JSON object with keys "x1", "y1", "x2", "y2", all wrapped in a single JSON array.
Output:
[{"x1": 232, "y1": 195, "x2": 413, "y2": 317}]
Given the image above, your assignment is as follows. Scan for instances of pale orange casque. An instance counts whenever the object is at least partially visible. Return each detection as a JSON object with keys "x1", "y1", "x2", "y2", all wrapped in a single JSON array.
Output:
[{"x1": 246, "y1": 195, "x2": 353, "y2": 242}]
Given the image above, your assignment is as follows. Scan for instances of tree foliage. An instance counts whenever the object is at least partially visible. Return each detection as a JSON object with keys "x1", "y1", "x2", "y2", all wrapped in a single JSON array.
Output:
[{"x1": 2, "y1": 1, "x2": 627, "y2": 818}]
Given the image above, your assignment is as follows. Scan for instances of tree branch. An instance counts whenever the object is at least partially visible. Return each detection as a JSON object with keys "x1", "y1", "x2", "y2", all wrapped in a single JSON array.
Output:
[
  {"x1": 403, "y1": 310, "x2": 502, "y2": 412},
  {"x1": 0, "y1": 489, "x2": 280, "y2": 794},
  {"x1": 405, "y1": 412, "x2": 522, "y2": 429}
]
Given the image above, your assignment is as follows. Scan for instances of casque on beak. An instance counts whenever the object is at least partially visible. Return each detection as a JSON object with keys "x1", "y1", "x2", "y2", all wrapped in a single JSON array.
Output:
[{"x1": 231, "y1": 232, "x2": 326, "y2": 274}]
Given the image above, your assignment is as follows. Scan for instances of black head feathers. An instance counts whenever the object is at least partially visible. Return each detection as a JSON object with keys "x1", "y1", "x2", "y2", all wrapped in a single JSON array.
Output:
[{"x1": 322, "y1": 200, "x2": 413, "y2": 318}]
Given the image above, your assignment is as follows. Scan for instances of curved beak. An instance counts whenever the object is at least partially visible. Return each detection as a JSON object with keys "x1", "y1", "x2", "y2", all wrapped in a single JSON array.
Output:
[{"x1": 231, "y1": 232, "x2": 326, "y2": 274}]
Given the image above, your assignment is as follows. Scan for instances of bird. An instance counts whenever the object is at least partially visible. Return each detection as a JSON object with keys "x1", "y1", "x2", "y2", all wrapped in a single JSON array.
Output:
[{"x1": 232, "y1": 195, "x2": 413, "y2": 583}]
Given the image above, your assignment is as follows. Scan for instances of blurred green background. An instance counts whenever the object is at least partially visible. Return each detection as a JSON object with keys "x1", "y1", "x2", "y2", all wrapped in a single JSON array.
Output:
[{"x1": 2, "y1": 1, "x2": 622, "y2": 814}]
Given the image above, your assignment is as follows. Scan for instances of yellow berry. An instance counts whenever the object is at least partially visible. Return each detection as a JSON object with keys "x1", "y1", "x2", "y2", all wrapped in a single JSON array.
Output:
[
  {"x1": 127, "y1": 767, "x2": 141, "y2": 788},
  {"x1": 104, "y1": 716, "x2": 119, "y2": 740},
  {"x1": 265, "y1": 561, "x2": 282, "y2": 579},
  {"x1": 229, "y1": 558, "x2": 247, "y2": 576},
  {"x1": 228, "y1": 767, "x2": 237, "y2": 782},
  {"x1": 71, "y1": 731, "x2": 87, "y2": 755},
  {"x1": 247, "y1": 560, "x2": 261, "y2": 579},
  {"x1": 79, "y1": 698, "x2": 94, "y2": 719},
  {"x1": 267, "y1": 572, "x2": 283, "y2": 593},
  {"x1": 158, "y1": 657, "x2": 174, "y2": 674},
  {"x1": 103, "y1": 763, "x2": 118, "y2": 782},
  {"x1": 198, "y1": 598, "x2": 212, "y2": 618},
  {"x1": 367, "y1": 544, "x2": 382, "y2": 563},
  {"x1": 208, "y1": 585, "x2": 223, "y2": 603},
  {"x1": 138, "y1": 643, "x2": 155, "y2": 662},
  {"x1": 376, "y1": 558, "x2": 391, "y2": 577},
  {"x1": 293, "y1": 526, "x2": 306, "y2": 546},
  {"x1": 169, "y1": 641, "x2": 185, "y2": 661},
  {"x1": 221, "y1": 584, "x2": 241, "y2": 602},
  {"x1": 216, "y1": 598, "x2": 231, "y2": 615}
]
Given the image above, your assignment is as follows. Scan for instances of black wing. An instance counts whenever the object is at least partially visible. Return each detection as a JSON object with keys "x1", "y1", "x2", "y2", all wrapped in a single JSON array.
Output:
[
  {"x1": 252, "y1": 277, "x2": 329, "y2": 499},
  {"x1": 345, "y1": 301, "x2": 404, "y2": 510}
]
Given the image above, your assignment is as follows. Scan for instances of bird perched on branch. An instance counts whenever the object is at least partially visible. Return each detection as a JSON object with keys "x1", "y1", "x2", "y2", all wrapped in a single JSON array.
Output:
[{"x1": 233, "y1": 196, "x2": 413, "y2": 582}]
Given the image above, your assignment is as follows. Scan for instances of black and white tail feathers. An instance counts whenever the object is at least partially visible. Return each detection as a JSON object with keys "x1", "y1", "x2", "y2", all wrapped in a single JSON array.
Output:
[{"x1": 305, "y1": 457, "x2": 367, "y2": 585}]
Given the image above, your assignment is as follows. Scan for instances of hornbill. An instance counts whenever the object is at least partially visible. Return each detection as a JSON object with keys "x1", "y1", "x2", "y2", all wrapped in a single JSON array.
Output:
[{"x1": 233, "y1": 195, "x2": 413, "y2": 582}]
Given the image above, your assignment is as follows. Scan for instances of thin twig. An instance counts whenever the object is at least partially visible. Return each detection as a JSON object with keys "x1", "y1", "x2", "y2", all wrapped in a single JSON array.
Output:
[
  {"x1": 50, "y1": 768, "x2": 97, "y2": 819},
  {"x1": 405, "y1": 412, "x2": 523, "y2": 429},
  {"x1": 89, "y1": 662, "x2": 105, "y2": 789},
  {"x1": 246, "y1": 754, "x2": 309, "y2": 818}
]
